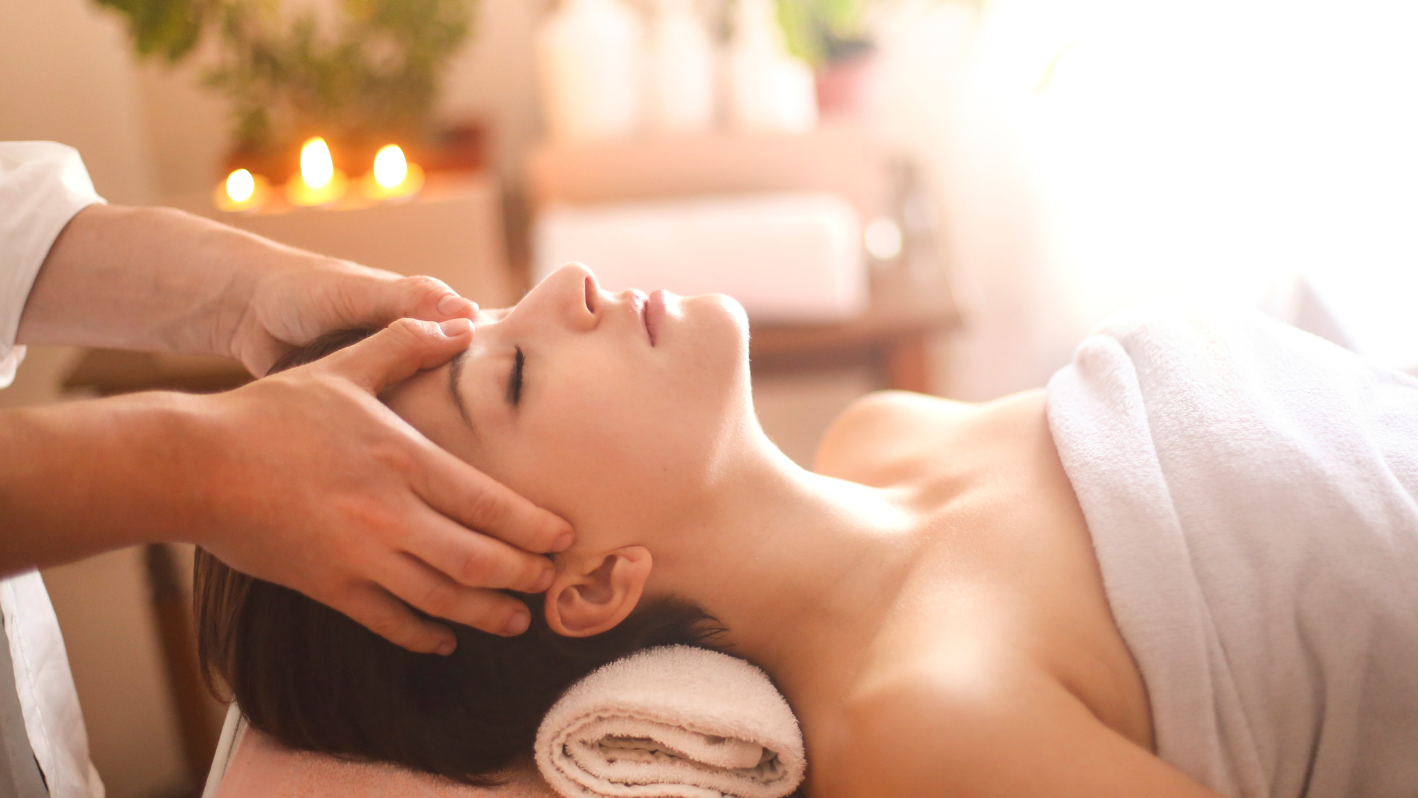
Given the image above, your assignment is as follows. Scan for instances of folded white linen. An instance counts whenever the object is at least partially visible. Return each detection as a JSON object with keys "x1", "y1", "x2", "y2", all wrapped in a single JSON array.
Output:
[
  {"x1": 1047, "y1": 306, "x2": 1418, "y2": 798},
  {"x1": 535, "y1": 646, "x2": 805, "y2": 798}
]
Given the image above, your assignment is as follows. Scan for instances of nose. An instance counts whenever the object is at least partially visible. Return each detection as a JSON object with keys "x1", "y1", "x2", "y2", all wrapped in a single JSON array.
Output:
[{"x1": 525, "y1": 263, "x2": 599, "y2": 331}]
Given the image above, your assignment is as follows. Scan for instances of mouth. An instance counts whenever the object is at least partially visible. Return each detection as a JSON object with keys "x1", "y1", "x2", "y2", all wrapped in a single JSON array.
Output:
[
  {"x1": 646, "y1": 290, "x2": 668, "y2": 347},
  {"x1": 627, "y1": 290, "x2": 653, "y2": 346}
]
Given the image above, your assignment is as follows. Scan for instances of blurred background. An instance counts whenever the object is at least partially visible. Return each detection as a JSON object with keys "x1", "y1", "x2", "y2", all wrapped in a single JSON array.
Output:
[{"x1": 1, "y1": 0, "x2": 1415, "y2": 796}]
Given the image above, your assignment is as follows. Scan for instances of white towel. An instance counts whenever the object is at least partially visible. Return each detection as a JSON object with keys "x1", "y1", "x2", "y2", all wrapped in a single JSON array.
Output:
[
  {"x1": 1047, "y1": 306, "x2": 1418, "y2": 798},
  {"x1": 535, "y1": 646, "x2": 805, "y2": 798}
]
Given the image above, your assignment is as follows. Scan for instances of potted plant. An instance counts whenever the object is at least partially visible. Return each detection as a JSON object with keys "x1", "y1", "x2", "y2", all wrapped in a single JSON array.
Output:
[
  {"x1": 93, "y1": 0, "x2": 479, "y2": 180},
  {"x1": 772, "y1": 0, "x2": 882, "y2": 118}
]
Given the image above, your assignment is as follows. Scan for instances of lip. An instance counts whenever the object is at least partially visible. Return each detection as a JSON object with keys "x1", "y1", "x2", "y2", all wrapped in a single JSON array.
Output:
[
  {"x1": 646, "y1": 290, "x2": 668, "y2": 347},
  {"x1": 623, "y1": 290, "x2": 652, "y2": 346}
]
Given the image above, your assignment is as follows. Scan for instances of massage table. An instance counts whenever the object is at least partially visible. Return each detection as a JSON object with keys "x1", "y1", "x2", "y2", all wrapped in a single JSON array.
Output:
[{"x1": 202, "y1": 706, "x2": 556, "y2": 798}]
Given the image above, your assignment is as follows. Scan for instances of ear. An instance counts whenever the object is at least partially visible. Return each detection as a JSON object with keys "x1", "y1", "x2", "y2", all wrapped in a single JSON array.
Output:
[{"x1": 544, "y1": 546, "x2": 652, "y2": 637}]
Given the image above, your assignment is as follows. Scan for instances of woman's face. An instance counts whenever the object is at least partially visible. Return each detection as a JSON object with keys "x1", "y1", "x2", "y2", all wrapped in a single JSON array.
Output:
[{"x1": 385, "y1": 264, "x2": 753, "y2": 541}]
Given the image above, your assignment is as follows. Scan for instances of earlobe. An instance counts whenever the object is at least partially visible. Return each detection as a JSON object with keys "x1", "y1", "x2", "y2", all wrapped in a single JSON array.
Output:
[{"x1": 545, "y1": 546, "x2": 652, "y2": 637}]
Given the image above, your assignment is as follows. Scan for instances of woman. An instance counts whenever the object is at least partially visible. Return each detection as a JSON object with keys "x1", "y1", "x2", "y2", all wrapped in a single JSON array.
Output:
[{"x1": 197, "y1": 264, "x2": 1418, "y2": 798}]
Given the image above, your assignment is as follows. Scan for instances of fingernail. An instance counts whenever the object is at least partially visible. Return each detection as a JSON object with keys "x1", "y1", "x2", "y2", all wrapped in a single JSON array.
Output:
[
  {"x1": 440, "y1": 317, "x2": 472, "y2": 337},
  {"x1": 438, "y1": 294, "x2": 475, "y2": 317},
  {"x1": 533, "y1": 565, "x2": 556, "y2": 593},
  {"x1": 504, "y1": 610, "x2": 530, "y2": 636},
  {"x1": 436, "y1": 638, "x2": 456, "y2": 656},
  {"x1": 551, "y1": 531, "x2": 574, "y2": 553}
]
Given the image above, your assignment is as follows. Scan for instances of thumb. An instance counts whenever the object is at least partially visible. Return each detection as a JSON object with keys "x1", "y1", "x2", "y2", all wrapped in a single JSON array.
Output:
[
  {"x1": 348, "y1": 273, "x2": 479, "y2": 325},
  {"x1": 319, "y1": 318, "x2": 473, "y2": 394}
]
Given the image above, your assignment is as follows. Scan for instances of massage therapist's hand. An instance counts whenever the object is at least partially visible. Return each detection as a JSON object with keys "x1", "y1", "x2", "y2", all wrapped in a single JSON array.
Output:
[
  {"x1": 0, "y1": 318, "x2": 572, "y2": 654},
  {"x1": 226, "y1": 258, "x2": 479, "y2": 376},
  {"x1": 191, "y1": 318, "x2": 572, "y2": 653},
  {"x1": 16, "y1": 204, "x2": 481, "y2": 374}
]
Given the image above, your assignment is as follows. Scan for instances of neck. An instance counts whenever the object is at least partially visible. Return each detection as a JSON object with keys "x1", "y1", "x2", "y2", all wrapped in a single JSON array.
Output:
[{"x1": 645, "y1": 426, "x2": 919, "y2": 699}]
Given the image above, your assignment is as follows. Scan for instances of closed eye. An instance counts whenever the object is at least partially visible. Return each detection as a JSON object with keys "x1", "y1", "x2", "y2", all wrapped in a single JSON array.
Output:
[{"x1": 506, "y1": 346, "x2": 524, "y2": 407}]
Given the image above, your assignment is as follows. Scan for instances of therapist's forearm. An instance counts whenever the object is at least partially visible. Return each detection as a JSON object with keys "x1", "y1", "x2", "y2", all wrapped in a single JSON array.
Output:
[
  {"x1": 0, "y1": 392, "x2": 207, "y2": 572},
  {"x1": 15, "y1": 203, "x2": 338, "y2": 358}
]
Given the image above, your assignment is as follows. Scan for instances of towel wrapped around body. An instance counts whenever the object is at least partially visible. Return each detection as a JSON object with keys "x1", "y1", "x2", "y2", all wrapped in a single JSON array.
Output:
[
  {"x1": 535, "y1": 646, "x2": 805, "y2": 798},
  {"x1": 1047, "y1": 307, "x2": 1418, "y2": 798}
]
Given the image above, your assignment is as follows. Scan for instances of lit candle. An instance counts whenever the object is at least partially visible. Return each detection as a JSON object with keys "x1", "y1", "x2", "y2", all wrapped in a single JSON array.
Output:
[
  {"x1": 213, "y1": 168, "x2": 269, "y2": 212},
  {"x1": 374, "y1": 144, "x2": 406, "y2": 187},
  {"x1": 362, "y1": 144, "x2": 425, "y2": 201},
  {"x1": 286, "y1": 137, "x2": 347, "y2": 206}
]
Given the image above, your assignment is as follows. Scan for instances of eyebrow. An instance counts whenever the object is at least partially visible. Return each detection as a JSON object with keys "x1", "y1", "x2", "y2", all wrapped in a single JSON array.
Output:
[{"x1": 448, "y1": 349, "x2": 475, "y2": 430}]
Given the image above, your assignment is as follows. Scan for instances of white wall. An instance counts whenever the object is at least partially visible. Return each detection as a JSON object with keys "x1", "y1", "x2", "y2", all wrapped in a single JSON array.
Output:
[
  {"x1": 879, "y1": 0, "x2": 1418, "y2": 399},
  {"x1": 0, "y1": 0, "x2": 157, "y2": 204}
]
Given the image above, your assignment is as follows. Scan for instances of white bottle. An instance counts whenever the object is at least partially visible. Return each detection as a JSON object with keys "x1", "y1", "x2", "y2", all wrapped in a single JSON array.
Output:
[
  {"x1": 728, "y1": 0, "x2": 818, "y2": 134},
  {"x1": 537, "y1": 0, "x2": 646, "y2": 144},
  {"x1": 646, "y1": 0, "x2": 716, "y2": 133}
]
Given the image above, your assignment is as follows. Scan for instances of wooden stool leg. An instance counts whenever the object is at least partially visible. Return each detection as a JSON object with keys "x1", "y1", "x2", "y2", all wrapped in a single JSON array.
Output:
[{"x1": 882, "y1": 335, "x2": 933, "y2": 394}]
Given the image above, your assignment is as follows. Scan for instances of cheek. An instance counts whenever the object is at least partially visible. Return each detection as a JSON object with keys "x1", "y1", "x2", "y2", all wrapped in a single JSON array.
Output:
[{"x1": 497, "y1": 358, "x2": 733, "y2": 521}]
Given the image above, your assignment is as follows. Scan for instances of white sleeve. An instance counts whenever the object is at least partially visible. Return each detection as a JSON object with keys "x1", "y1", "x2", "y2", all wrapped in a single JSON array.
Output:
[{"x1": 0, "y1": 142, "x2": 106, "y2": 389}]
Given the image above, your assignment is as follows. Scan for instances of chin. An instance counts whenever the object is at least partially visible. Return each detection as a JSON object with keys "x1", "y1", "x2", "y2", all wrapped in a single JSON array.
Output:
[
  {"x1": 691, "y1": 294, "x2": 750, "y2": 358},
  {"x1": 688, "y1": 292, "x2": 747, "y2": 333},
  {"x1": 667, "y1": 293, "x2": 750, "y2": 402}
]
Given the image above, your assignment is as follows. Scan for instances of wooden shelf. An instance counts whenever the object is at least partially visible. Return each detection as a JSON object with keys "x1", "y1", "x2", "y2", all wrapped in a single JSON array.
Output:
[{"x1": 64, "y1": 350, "x2": 249, "y2": 396}]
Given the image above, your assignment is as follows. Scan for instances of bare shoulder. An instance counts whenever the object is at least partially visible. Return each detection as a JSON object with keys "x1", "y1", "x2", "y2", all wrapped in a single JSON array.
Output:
[
  {"x1": 809, "y1": 652, "x2": 1027, "y2": 798},
  {"x1": 813, "y1": 391, "x2": 973, "y2": 486},
  {"x1": 810, "y1": 654, "x2": 1222, "y2": 798}
]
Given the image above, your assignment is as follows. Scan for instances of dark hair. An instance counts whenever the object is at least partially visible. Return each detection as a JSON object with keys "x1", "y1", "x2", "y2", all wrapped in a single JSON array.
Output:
[{"x1": 194, "y1": 328, "x2": 725, "y2": 785}]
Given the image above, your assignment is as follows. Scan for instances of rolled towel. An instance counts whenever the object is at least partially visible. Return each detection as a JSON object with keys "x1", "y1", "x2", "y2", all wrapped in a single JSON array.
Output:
[{"x1": 535, "y1": 646, "x2": 806, "y2": 798}]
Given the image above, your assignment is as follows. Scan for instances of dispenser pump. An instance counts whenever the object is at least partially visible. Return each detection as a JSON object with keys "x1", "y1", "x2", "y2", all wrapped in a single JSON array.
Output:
[
  {"x1": 645, "y1": 0, "x2": 717, "y2": 132},
  {"x1": 537, "y1": 0, "x2": 646, "y2": 143},
  {"x1": 728, "y1": 0, "x2": 818, "y2": 133}
]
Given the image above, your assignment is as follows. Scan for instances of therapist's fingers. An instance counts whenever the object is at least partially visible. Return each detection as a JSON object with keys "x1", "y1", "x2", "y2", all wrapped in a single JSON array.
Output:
[
  {"x1": 319, "y1": 317, "x2": 473, "y2": 395},
  {"x1": 403, "y1": 510, "x2": 557, "y2": 594},
  {"x1": 359, "y1": 274, "x2": 479, "y2": 325},
  {"x1": 413, "y1": 442, "x2": 574, "y2": 556},
  {"x1": 381, "y1": 554, "x2": 534, "y2": 639},
  {"x1": 341, "y1": 582, "x2": 459, "y2": 655}
]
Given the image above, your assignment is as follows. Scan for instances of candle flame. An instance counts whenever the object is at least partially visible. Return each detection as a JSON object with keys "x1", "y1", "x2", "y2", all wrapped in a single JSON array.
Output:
[
  {"x1": 226, "y1": 169, "x2": 255, "y2": 203},
  {"x1": 300, "y1": 138, "x2": 334, "y2": 189},
  {"x1": 373, "y1": 145, "x2": 408, "y2": 189}
]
